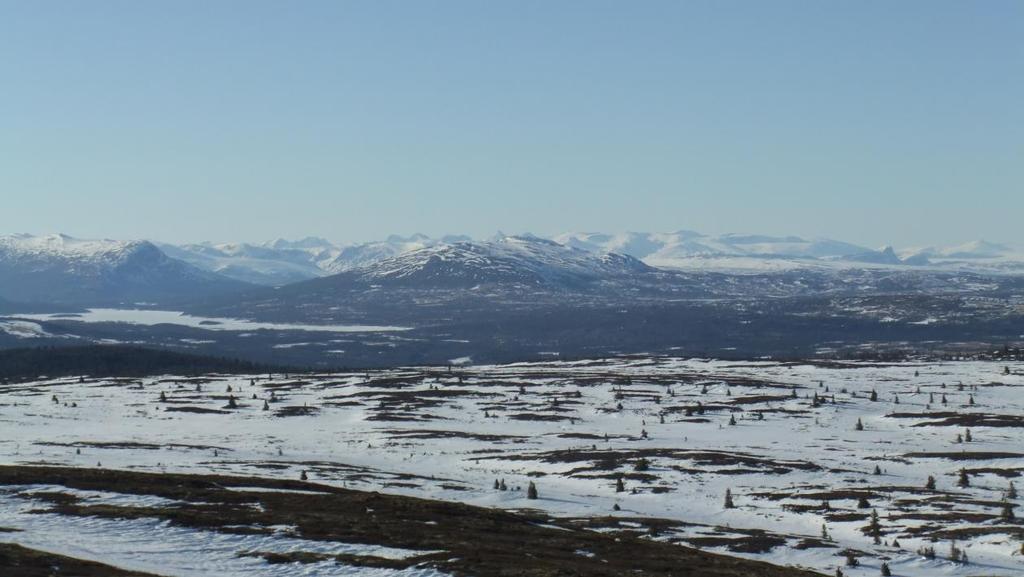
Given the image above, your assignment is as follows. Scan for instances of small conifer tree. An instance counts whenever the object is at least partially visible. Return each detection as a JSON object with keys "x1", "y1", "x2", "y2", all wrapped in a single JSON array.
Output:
[
  {"x1": 958, "y1": 468, "x2": 970, "y2": 488},
  {"x1": 868, "y1": 509, "x2": 882, "y2": 544},
  {"x1": 948, "y1": 541, "x2": 963, "y2": 563},
  {"x1": 527, "y1": 481, "x2": 538, "y2": 499},
  {"x1": 845, "y1": 551, "x2": 859, "y2": 566}
]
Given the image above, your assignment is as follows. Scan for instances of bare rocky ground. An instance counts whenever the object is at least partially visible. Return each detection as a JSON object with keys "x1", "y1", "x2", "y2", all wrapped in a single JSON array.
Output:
[{"x1": 0, "y1": 543, "x2": 162, "y2": 577}]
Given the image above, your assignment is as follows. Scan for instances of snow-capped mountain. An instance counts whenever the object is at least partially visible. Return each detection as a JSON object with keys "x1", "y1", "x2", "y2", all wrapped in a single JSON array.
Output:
[
  {"x1": 838, "y1": 245, "x2": 907, "y2": 266},
  {"x1": 0, "y1": 234, "x2": 249, "y2": 305},
  {"x1": 7, "y1": 231, "x2": 1019, "y2": 306},
  {"x1": 553, "y1": 231, "x2": 1024, "y2": 272},
  {"x1": 160, "y1": 234, "x2": 472, "y2": 285},
  {"x1": 158, "y1": 238, "x2": 337, "y2": 286},
  {"x1": 339, "y1": 234, "x2": 655, "y2": 288},
  {"x1": 322, "y1": 234, "x2": 462, "y2": 274},
  {"x1": 155, "y1": 230, "x2": 1024, "y2": 285},
  {"x1": 189, "y1": 234, "x2": 671, "y2": 324},
  {"x1": 554, "y1": 231, "x2": 873, "y2": 267},
  {"x1": 900, "y1": 240, "x2": 1015, "y2": 261}
]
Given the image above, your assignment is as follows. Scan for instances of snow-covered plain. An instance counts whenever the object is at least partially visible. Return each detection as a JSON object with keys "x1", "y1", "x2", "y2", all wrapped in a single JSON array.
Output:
[
  {"x1": 16, "y1": 308, "x2": 410, "y2": 333},
  {"x1": 2, "y1": 357, "x2": 1023, "y2": 576},
  {"x1": 0, "y1": 487, "x2": 446, "y2": 577}
]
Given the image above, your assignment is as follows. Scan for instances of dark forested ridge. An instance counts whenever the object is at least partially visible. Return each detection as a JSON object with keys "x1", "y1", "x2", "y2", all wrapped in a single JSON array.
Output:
[{"x1": 0, "y1": 345, "x2": 285, "y2": 380}]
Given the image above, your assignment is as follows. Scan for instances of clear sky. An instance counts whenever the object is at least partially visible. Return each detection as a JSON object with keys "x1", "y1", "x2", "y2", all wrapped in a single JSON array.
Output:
[{"x1": 1, "y1": 1, "x2": 1021, "y2": 248}]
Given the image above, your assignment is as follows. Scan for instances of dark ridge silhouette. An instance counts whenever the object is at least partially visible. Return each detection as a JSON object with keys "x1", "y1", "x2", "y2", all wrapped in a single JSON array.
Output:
[{"x1": 0, "y1": 345, "x2": 288, "y2": 380}]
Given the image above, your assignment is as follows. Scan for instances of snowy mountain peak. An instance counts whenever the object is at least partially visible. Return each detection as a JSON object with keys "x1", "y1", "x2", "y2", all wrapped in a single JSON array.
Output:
[
  {"x1": 555, "y1": 231, "x2": 874, "y2": 267},
  {"x1": 342, "y1": 235, "x2": 653, "y2": 289},
  {"x1": 0, "y1": 234, "x2": 246, "y2": 304},
  {"x1": 940, "y1": 239, "x2": 1012, "y2": 259},
  {"x1": 0, "y1": 233, "x2": 160, "y2": 264},
  {"x1": 264, "y1": 236, "x2": 334, "y2": 250}
]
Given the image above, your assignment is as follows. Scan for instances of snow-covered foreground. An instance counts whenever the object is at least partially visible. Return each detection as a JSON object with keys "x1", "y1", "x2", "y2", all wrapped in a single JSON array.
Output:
[
  {"x1": 0, "y1": 485, "x2": 445, "y2": 577},
  {"x1": 2, "y1": 357, "x2": 1023, "y2": 576}
]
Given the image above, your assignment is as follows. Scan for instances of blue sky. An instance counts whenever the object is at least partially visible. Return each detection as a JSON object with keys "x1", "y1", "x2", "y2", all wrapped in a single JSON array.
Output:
[{"x1": 1, "y1": 1, "x2": 1021, "y2": 247}]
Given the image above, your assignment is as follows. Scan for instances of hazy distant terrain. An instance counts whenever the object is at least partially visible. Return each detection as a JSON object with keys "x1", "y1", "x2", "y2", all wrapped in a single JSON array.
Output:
[
  {"x1": 1, "y1": 233, "x2": 1023, "y2": 367},
  {"x1": 160, "y1": 232, "x2": 1024, "y2": 286}
]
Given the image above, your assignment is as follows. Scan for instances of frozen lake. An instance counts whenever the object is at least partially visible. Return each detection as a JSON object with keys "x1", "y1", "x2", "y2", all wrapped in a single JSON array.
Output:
[{"x1": 17, "y1": 308, "x2": 410, "y2": 333}]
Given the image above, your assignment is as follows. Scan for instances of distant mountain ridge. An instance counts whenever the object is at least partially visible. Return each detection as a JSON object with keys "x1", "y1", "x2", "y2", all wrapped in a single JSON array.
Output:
[
  {"x1": 334, "y1": 234, "x2": 655, "y2": 289},
  {"x1": 158, "y1": 238, "x2": 337, "y2": 286},
  {"x1": 161, "y1": 231, "x2": 1024, "y2": 285},
  {"x1": 554, "y1": 231, "x2": 874, "y2": 266},
  {"x1": 555, "y1": 231, "x2": 1024, "y2": 272},
  {"x1": 3, "y1": 231, "x2": 1022, "y2": 309},
  {"x1": 0, "y1": 234, "x2": 249, "y2": 305},
  {"x1": 159, "y1": 234, "x2": 476, "y2": 285}
]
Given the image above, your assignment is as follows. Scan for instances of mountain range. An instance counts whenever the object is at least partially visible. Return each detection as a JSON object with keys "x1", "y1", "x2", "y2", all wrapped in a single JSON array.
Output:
[
  {"x1": 3, "y1": 231, "x2": 1024, "y2": 365},
  {"x1": 157, "y1": 234, "x2": 473, "y2": 285},
  {"x1": 2, "y1": 231, "x2": 1022, "y2": 307},
  {"x1": 166, "y1": 231, "x2": 1023, "y2": 286}
]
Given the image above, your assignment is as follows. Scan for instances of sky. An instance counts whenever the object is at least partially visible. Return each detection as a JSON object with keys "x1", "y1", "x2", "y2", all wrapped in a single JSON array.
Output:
[{"x1": 1, "y1": 1, "x2": 1021, "y2": 248}]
